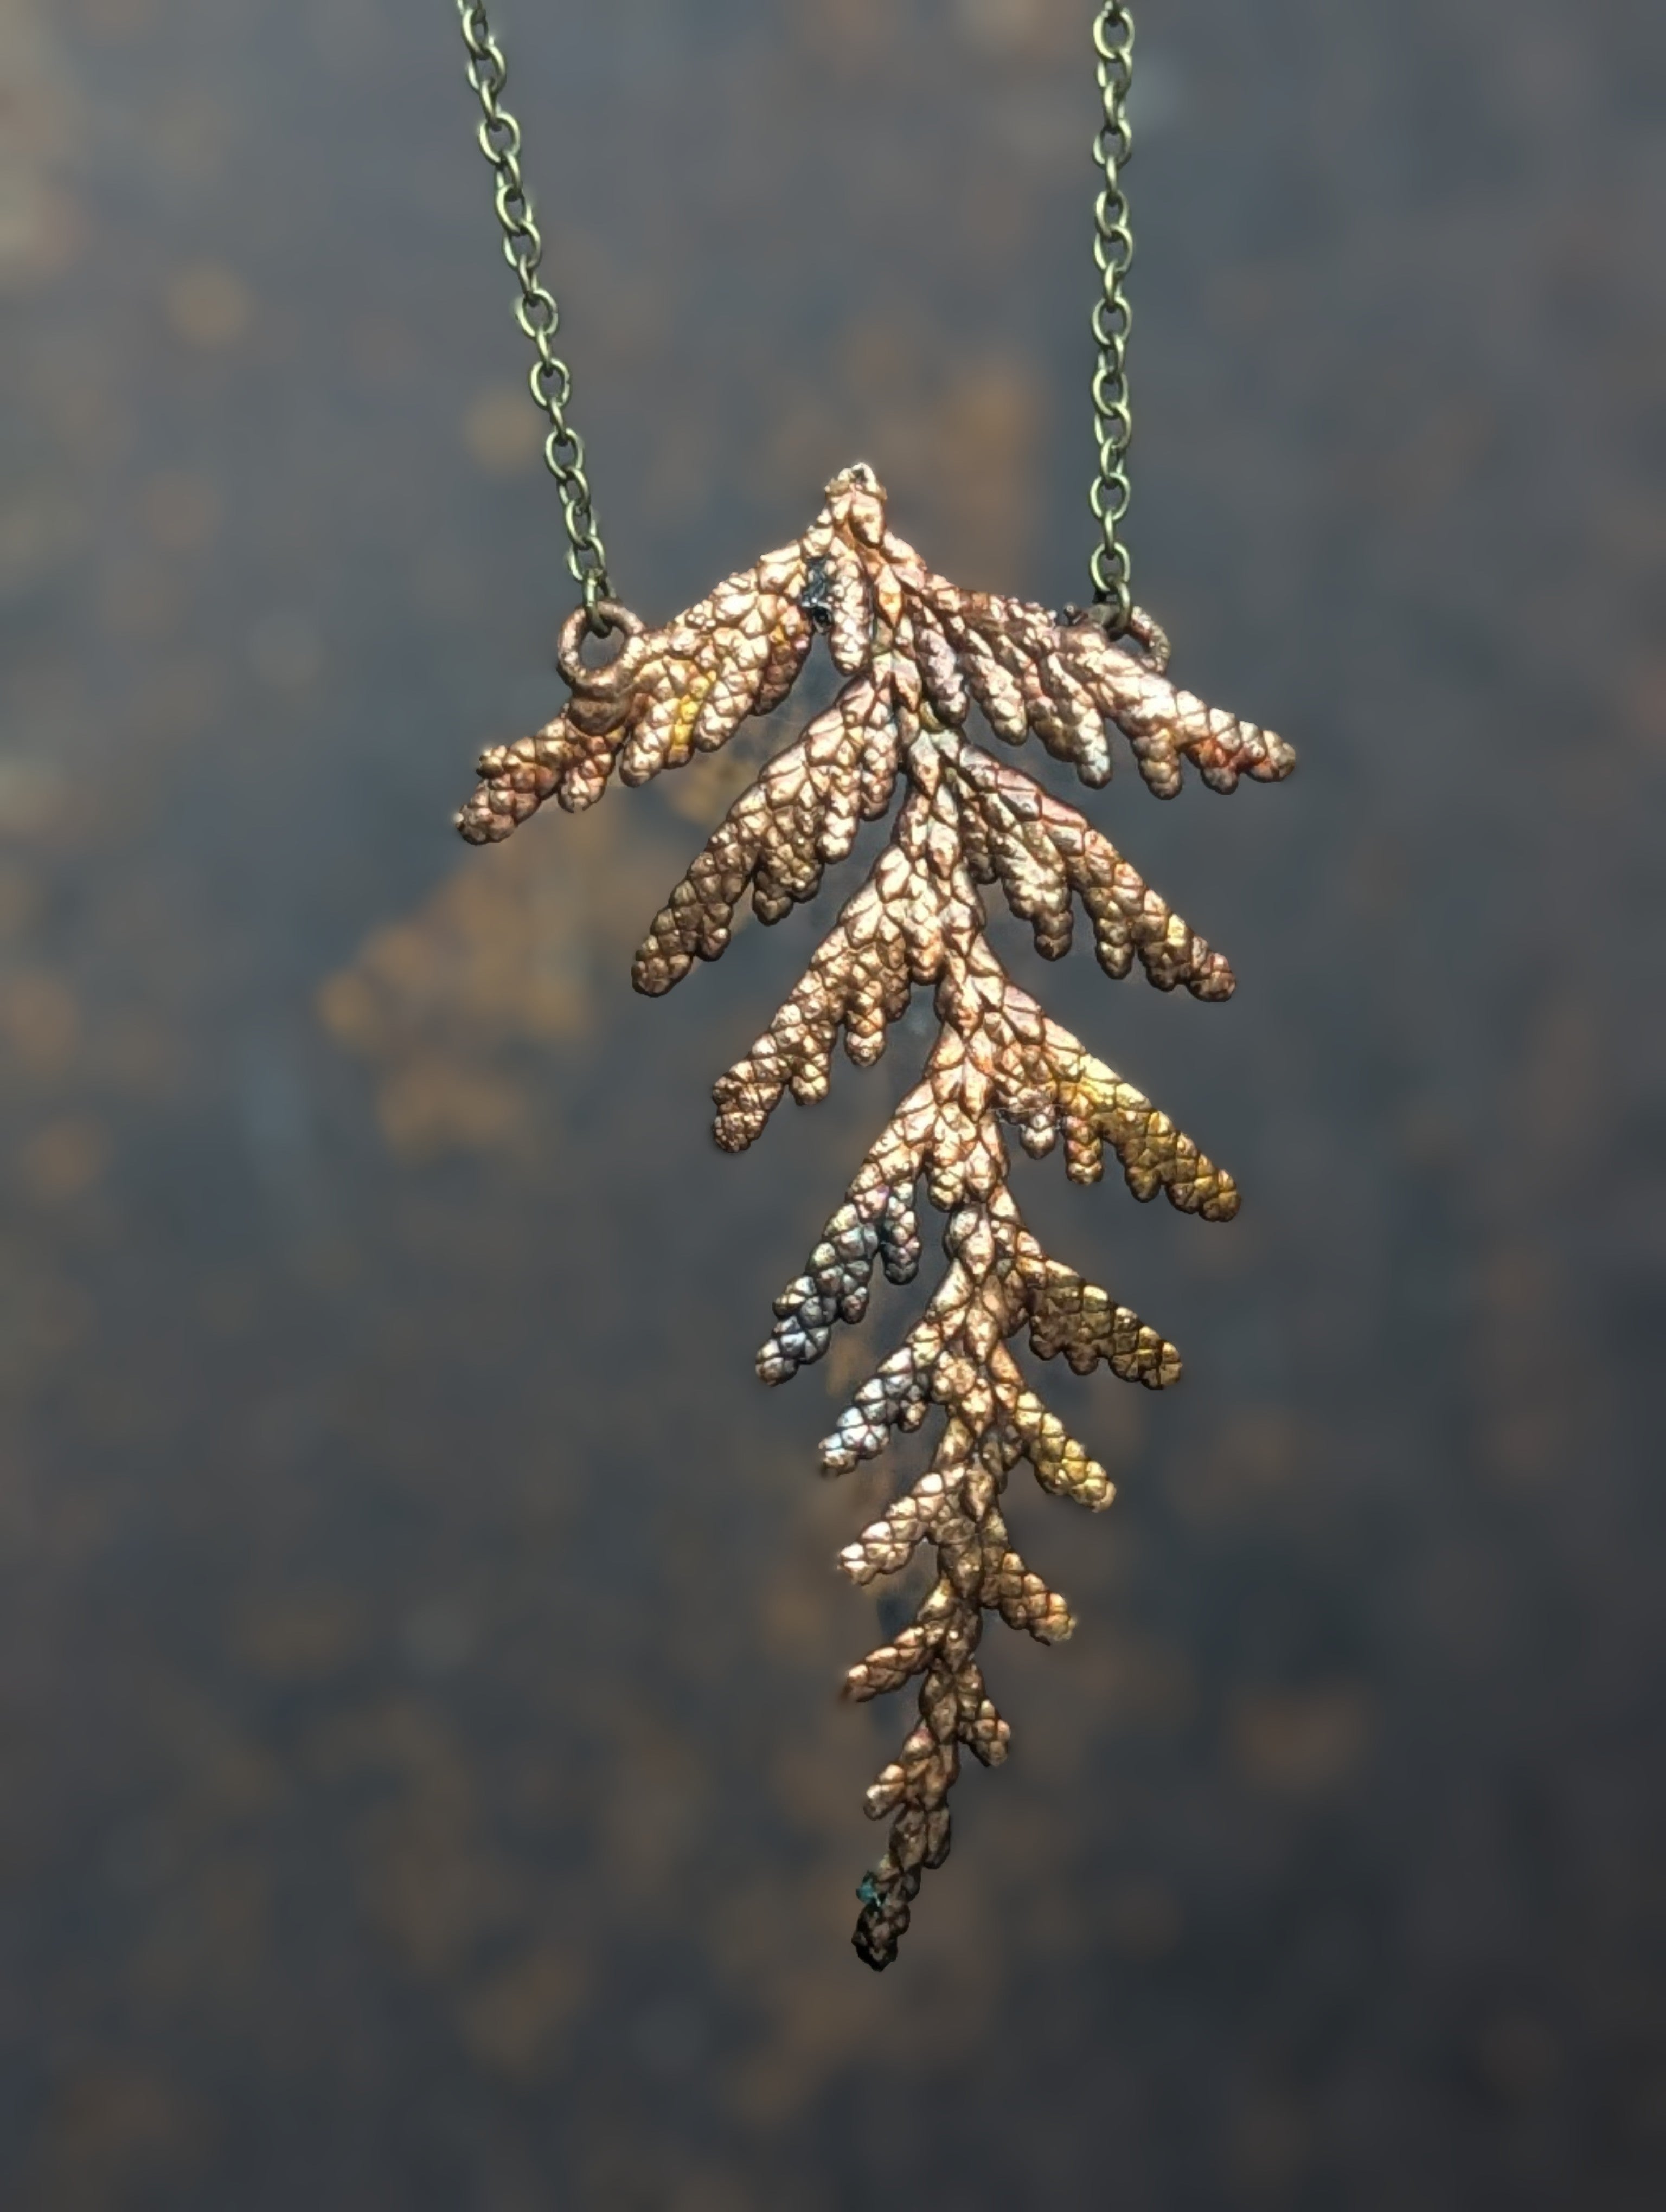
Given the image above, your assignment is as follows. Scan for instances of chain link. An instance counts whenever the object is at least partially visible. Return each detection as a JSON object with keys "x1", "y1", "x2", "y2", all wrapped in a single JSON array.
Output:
[
  {"x1": 457, "y1": 1, "x2": 612, "y2": 620},
  {"x1": 1088, "y1": 5, "x2": 1135, "y2": 633}
]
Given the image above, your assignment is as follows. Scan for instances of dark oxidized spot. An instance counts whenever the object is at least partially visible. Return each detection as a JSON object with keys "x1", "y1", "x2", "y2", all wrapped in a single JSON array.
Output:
[{"x1": 797, "y1": 554, "x2": 836, "y2": 632}]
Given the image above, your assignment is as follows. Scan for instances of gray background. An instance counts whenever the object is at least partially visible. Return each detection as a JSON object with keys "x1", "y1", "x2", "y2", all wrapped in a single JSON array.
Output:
[{"x1": 1, "y1": 1, "x2": 1662, "y2": 2205}]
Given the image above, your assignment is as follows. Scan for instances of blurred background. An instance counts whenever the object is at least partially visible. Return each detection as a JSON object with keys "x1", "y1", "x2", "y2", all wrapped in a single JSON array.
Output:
[{"x1": 1, "y1": 0, "x2": 1663, "y2": 2204}]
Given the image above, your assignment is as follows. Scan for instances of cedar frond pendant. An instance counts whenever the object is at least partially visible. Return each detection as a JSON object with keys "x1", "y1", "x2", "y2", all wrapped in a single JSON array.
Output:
[{"x1": 456, "y1": 465, "x2": 1295, "y2": 1969}]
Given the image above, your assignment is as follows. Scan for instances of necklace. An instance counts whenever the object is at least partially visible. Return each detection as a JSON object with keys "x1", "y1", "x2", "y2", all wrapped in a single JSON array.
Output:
[{"x1": 452, "y1": 4, "x2": 1294, "y2": 1971}]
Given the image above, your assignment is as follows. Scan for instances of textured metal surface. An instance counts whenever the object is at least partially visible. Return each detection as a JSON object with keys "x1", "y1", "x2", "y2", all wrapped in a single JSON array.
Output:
[{"x1": 458, "y1": 464, "x2": 1292, "y2": 1964}]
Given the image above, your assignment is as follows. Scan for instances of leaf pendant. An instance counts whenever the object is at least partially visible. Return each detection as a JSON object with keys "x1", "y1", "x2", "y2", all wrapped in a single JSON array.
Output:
[{"x1": 456, "y1": 464, "x2": 1295, "y2": 1969}]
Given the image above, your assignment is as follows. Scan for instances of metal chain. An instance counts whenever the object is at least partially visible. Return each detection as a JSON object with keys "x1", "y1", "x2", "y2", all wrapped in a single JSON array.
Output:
[
  {"x1": 456, "y1": 4, "x2": 1131, "y2": 632},
  {"x1": 457, "y1": 1, "x2": 612, "y2": 621},
  {"x1": 1088, "y1": 5, "x2": 1136, "y2": 633}
]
